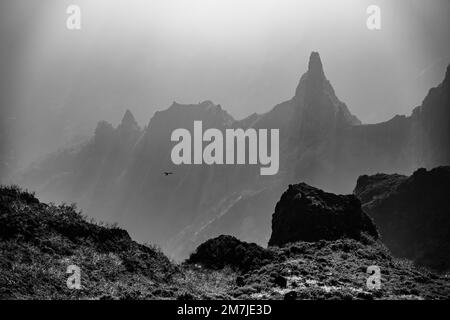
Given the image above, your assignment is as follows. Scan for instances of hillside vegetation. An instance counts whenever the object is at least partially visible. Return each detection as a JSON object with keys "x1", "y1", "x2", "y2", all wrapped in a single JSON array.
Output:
[{"x1": 1, "y1": 186, "x2": 449, "y2": 300}]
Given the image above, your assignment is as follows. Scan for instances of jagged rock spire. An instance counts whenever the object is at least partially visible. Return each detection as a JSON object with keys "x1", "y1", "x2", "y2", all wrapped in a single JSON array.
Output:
[
  {"x1": 121, "y1": 109, "x2": 138, "y2": 128},
  {"x1": 308, "y1": 51, "x2": 325, "y2": 79},
  {"x1": 293, "y1": 51, "x2": 362, "y2": 128},
  {"x1": 295, "y1": 51, "x2": 329, "y2": 98},
  {"x1": 117, "y1": 109, "x2": 141, "y2": 140}
]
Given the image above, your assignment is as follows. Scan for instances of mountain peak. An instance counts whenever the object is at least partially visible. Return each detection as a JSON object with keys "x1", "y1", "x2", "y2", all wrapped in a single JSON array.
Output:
[
  {"x1": 118, "y1": 109, "x2": 140, "y2": 135},
  {"x1": 293, "y1": 52, "x2": 362, "y2": 127},
  {"x1": 295, "y1": 52, "x2": 328, "y2": 97},
  {"x1": 308, "y1": 51, "x2": 325, "y2": 78},
  {"x1": 120, "y1": 109, "x2": 138, "y2": 128}
]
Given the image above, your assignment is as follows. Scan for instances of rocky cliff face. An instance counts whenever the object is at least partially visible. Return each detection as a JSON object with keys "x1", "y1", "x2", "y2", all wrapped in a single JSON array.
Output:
[
  {"x1": 2, "y1": 185, "x2": 449, "y2": 300},
  {"x1": 16, "y1": 53, "x2": 450, "y2": 260},
  {"x1": 269, "y1": 183, "x2": 378, "y2": 247},
  {"x1": 411, "y1": 66, "x2": 450, "y2": 168},
  {"x1": 18, "y1": 110, "x2": 143, "y2": 224},
  {"x1": 354, "y1": 167, "x2": 450, "y2": 272},
  {"x1": 185, "y1": 181, "x2": 449, "y2": 299},
  {"x1": 332, "y1": 64, "x2": 450, "y2": 191}
]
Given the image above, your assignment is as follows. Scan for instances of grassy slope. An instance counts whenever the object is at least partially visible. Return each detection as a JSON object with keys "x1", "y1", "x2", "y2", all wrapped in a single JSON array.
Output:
[
  {"x1": 228, "y1": 239, "x2": 449, "y2": 300},
  {"x1": 0, "y1": 186, "x2": 449, "y2": 300}
]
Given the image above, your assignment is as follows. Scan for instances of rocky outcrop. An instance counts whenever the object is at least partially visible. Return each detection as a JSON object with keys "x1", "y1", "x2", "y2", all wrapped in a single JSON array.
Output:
[
  {"x1": 354, "y1": 167, "x2": 450, "y2": 272},
  {"x1": 186, "y1": 235, "x2": 274, "y2": 272},
  {"x1": 268, "y1": 183, "x2": 378, "y2": 247},
  {"x1": 353, "y1": 173, "x2": 407, "y2": 205}
]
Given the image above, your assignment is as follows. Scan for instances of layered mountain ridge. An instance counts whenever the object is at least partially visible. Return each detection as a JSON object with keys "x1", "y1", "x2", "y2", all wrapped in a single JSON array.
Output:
[{"x1": 16, "y1": 52, "x2": 450, "y2": 260}]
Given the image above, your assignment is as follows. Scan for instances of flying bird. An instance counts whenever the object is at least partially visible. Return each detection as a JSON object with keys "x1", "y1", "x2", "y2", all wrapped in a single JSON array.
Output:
[{"x1": 163, "y1": 172, "x2": 173, "y2": 176}]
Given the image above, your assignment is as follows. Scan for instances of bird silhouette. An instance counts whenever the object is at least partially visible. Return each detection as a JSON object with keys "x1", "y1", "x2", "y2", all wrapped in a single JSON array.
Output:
[{"x1": 163, "y1": 172, "x2": 173, "y2": 176}]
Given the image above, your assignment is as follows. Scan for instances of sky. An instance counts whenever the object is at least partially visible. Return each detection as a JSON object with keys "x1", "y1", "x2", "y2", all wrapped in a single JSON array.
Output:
[{"x1": 1, "y1": 0, "x2": 450, "y2": 174}]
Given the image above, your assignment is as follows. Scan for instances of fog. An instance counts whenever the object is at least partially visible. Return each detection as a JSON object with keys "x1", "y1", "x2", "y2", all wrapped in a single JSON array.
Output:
[{"x1": 1, "y1": 0, "x2": 450, "y2": 178}]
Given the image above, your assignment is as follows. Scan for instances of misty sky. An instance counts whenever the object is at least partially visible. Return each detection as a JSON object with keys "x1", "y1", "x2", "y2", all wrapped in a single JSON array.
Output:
[{"x1": 1, "y1": 0, "x2": 450, "y2": 173}]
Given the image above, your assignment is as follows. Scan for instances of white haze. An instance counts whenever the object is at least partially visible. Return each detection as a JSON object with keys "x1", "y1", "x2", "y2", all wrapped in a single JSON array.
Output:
[{"x1": 1, "y1": 0, "x2": 450, "y2": 173}]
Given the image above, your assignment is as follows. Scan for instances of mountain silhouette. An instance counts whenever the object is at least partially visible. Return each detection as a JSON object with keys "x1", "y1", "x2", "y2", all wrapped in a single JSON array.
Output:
[{"x1": 17, "y1": 52, "x2": 450, "y2": 260}]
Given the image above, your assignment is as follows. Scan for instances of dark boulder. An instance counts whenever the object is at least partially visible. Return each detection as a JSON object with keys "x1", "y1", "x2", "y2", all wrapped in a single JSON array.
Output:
[
  {"x1": 284, "y1": 291, "x2": 298, "y2": 300},
  {"x1": 273, "y1": 275, "x2": 287, "y2": 288},
  {"x1": 236, "y1": 276, "x2": 246, "y2": 287},
  {"x1": 186, "y1": 235, "x2": 274, "y2": 272},
  {"x1": 269, "y1": 183, "x2": 378, "y2": 247}
]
